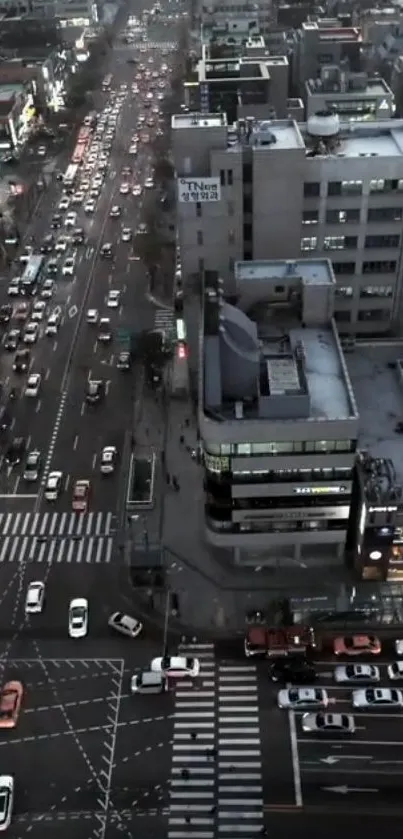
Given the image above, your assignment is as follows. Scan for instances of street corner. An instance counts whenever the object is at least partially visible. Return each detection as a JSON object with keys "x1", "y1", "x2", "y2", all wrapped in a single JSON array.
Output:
[{"x1": 0, "y1": 657, "x2": 125, "y2": 825}]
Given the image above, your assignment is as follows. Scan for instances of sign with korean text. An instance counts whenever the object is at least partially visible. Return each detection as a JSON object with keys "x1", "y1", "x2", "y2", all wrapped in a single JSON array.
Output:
[{"x1": 178, "y1": 177, "x2": 221, "y2": 203}]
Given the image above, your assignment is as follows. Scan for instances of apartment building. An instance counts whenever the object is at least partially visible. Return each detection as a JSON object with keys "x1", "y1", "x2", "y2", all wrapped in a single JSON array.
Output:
[
  {"x1": 200, "y1": 258, "x2": 358, "y2": 565},
  {"x1": 0, "y1": 0, "x2": 101, "y2": 23},
  {"x1": 172, "y1": 112, "x2": 403, "y2": 338},
  {"x1": 305, "y1": 67, "x2": 394, "y2": 120}
]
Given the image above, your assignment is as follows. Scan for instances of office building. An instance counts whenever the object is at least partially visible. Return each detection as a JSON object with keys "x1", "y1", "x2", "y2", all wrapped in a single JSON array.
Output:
[
  {"x1": 201, "y1": 0, "x2": 274, "y2": 38},
  {"x1": 200, "y1": 258, "x2": 358, "y2": 565},
  {"x1": 172, "y1": 112, "x2": 403, "y2": 339},
  {"x1": 0, "y1": 0, "x2": 101, "y2": 24},
  {"x1": 291, "y1": 20, "x2": 363, "y2": 96},
  {"x1": 305, "y1": 66, "x2": 394, "y2": 121}
]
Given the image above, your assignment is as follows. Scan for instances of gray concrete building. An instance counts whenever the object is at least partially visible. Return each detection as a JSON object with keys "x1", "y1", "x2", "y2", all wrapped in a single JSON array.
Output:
[
  {"x1": 291, "y1": 19, "x2": 363, "y2": 96},
  {"x1": 200, "y1": 258, "x2": 358, "y2": 565},
  {"x1": 172, "y1": 112, "x2": 403, "y2": 338},
  {"x1": 305, "y1": 67, "x2": 394, "y2": 120}
]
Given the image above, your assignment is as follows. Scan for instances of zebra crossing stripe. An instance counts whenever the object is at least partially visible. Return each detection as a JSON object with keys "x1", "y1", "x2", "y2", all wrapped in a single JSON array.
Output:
[
  {"x1": 0, "y1": 535, "x2": 114, "y2": 564},
  {"x1": 0, "y1": 511, "x2": 114, "y2": 538}
]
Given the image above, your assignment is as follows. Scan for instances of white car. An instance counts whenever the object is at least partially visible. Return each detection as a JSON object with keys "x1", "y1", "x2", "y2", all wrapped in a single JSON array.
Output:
[
  {"x1": 25, "y1": 580, "x2": 45, "y2": 614},
  {"x1": 0, "y1": 776, "x2": 13, "y2": 832},
  {"x1": 44, "y1": 470, "x2": 63, "y2": 501},
  {"x1": 144, "y1": 177, "x2": 154, "y2": 189},
  {"x1": 387, "y1": 661, "x2": 403, "y2": 680},
  {"x1": 132, "y1": 184, "x2": 141, "y2": 196},
  {"x1": 31, "y1": 301, "x2": 46, "y2": 322},
  {"x1": 334, "y1": 664, "x2": 380, "y2": 684},
  {"x1": 151, "y1": 656, "x2": 200, "y2": 679},
  {"x1": 110, "y1": 205, "x2": 121, "y2": 218},
  {"x1": 41, "y1": 279, "x2": 54, "y2": 299},
  {"x1": 395, "y1": 639, "x2": 403, "y2": 656},
  {"x1": 277, "y1": 687, "x2": 328, "y2": 710},
  {"x1": 65, "y1": 212, "x2": 77, "y2": 228},
  {"x1": 71, "y1": 191, "x2": 84, "y2": 205},
  {"x1": 352, "y1": 687, "x2": 403, "y2": 709},
  {"x1": 84, "y1": 199, "x2": 96, "y2": 214},
  {"x1": 25, "y1": 373, "x2": 41, "y2": 397},
  {"x1": 100, "y1": 446, "x2": 117, "y2": 475},
  {"x1": 68, "y1": 598, "x2": 88, "y2": 639},
  {"x1": 23, "y1": 450, "x2": 41, "y2": 481},
  {"x1": 129, "y1": 145, "x2": 138, "y2": 155},
  {"x1": 108, "y1": 612, "x2": 143, "y2": 637},
  {"x1": 7, "y1": 278, "x2": 20, "y2": 296},
  {"x1": 121, "y1": 228, "x2": 132, "y2": 242},
  {"x1": 62, "y1": 256, "x2": 76, "y2": 276},
  {"x1": 45, "y1": 313, "x2": 60, "y2": 336},
  {"x1": 301, "y1": 712, "x2": 355, "y2": 735},
  {"x1": 23, "y1": 322, "x2": 39, "y2": 344},
  {"x1": 55, "y1": 236, "x2": 68, "y2": 252},
  {"x1": 107, "y1": 290, "x2": 120, "y2": 308},
  {"x1": 120, "y1": 183, "x2": 130, "y2": 194},
  {"x1": 58, "y1": 197, "x2": 69, "y2": 211},
  {"x1": 86, "y1": 309, "x2": 99, "y2": 324}
]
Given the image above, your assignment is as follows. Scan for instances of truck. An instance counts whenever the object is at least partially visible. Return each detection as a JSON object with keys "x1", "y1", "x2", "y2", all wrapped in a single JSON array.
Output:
[{"x1": 244, "y1": 624, "x2": 316, "y2": 658}]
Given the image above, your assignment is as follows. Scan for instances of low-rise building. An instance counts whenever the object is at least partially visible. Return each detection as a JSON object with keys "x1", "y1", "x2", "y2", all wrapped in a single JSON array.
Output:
[
  {"x1": 200, "y1": 258, "x2": 358, "y2": 566},
  {"x1": 0, "y1": 0, "x2": 102, "y2": 23},
  {"x1": 0, "y1": 83, "x2": 35, "y2": 152},
  {"x1": 305, "y1": 67, "x2": 394, "y2": 121},
  {"x1": 292, "y1": 19, "x2": 363, "y2": 96}
]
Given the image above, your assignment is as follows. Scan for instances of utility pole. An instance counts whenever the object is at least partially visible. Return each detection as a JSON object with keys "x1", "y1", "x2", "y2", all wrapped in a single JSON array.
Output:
[{"x1": 162, "y1": 587, "x2": 170, "y2": 657}]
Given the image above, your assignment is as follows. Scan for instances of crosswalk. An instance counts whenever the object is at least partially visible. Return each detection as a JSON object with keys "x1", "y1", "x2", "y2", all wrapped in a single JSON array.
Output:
[
  {"x1": 0, "y1": 512, "x2": 116, "y2": 564},
  {"x1": 168, "y1": 643, "x2": 264, "y2": 838},
  {"x1": 126, "y1": 39, "x2": 177, "y2": 50}
]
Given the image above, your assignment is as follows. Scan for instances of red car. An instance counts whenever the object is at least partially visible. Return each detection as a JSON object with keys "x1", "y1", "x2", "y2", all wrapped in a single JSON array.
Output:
[
  {"x1": 333, "y1": 634, "x2": 381, "y2": 656},
  {"x1": 72, "y1": 479, "x2": 90, "y2": 512}
]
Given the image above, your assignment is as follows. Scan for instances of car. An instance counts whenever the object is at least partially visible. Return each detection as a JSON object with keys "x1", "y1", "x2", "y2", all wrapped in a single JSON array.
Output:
[
  {"x1": 98, "y1": 318, "x2": 112, "y2": 342},
  {"x1": 25, "y1": 580, "x2": 45, "y2": 614},
  {"x1": 41, "y1": 279, "x2": 54, "y2": 299},
  {"x1": 23, "y1": 322, "x2": 39, "y2": 344},
  {"x1": 100, "y1": 446, "x2": 117, "y2": 475},
  {"x1": 0, "y1": 304, "x2": 12, "y2": 324},
  {"x1": 86, "y1": 309, "x2": 99, "y2": 325},
  {"x1": 7, "y1": 277, "x2": 20, "y2": 296},
  {"x1": 14, "y1": 302, "x2": 30, "y2": 322},
  {"x1": 151, "y1": 656, "x2": 200, "y2": 679},
  {"x1": 13, "y1": 348, "x2": 30, "y2": 372},
  {"x1": 4, "y1": 330, "x2": 20, "y2": 351},
  {"x1": 31, "y1": 301, "x2": 46, "y2": 321},
  {"x1": 84, "y1": 199, "x2": 96, "y2": 214},
  {"x1": 117, "y1": 350, "x2": 131, "y2": 371},
  {"x1": 0, "y1": 775, "x2": 13, "y2": 831},
  {"x1": 40, "y1": 234, "x2": 54, "y2": 254},
  {"x1": 394, "y1": 639, "x2": 403, "y2": 656},
  {"x1": 86, "y1": 379, "x2": 105, "y2": 404},
  {"x1": 38, "y1": 144, "x2": 46, "y2": 156},
  {"x1": 301, "y1": 712, "x2": 355, "y2": 735},
  {"x1": 44, "y1": 470, "x2": 62, "y2": 501},
  {"x1": 58, "y1": 196, "x2": 69, "y2": 211},
  {"x1": 72, "y1": 228, "x2": 85, "y2": 245},
  {"x1": 62, "y1": 256, "x2": 76, "y2": 276},
  {"x1": 120, "y1": 183, "x2": 130, "y2": 195},
  {"x1": 387, "y1": 661, "x2": 403, "y2": 680},
  {"x1": 51, "y1": 213, "x2": 62, "y2": 229},
  {"x1": 352, "y1": 687, "x2": 403, "y2": 709},
  {"x1": 122, "y1": 166, "x2": 131, "y2": 177},
  {"x1": 132, "y1": 184, "x2": 142, "y2": 196},
  {"x1": 121, "y1": 228, "x2": 132, "y2": 242},
  {"x1": 107, "y1": 290, "x2": 120, "y2": 308},
  {"x1": 100, "y1": 243, "x2": 113, "y2": 258},
  {"x1": 108, "y1": 612, "x2": 143, "y2": 638},
  {"x1": 277, "y1": 687, "x2": 328, "y2": 710},
  {"x1": 23, "y1": 450, "x2": 41, "y2": 481},
  {"x1": 5, "y1": 437, "x2": 25, "y2": 465},
  {"x1": 110, "y1": 205, "x2": 121, "y2": 218},
  {"x1": 90, "y1": 187, "x2": 100, "y2": 199},
  {"x1": 334, "y1": 664, "x2": 380, "y2": 684},
  {"x1": 65, "y1": 211, "x2": 77, "y2": 228},
  {"x1": 68, "y1": 598, "x2": 88, "y2": 639},
  {"x1": 144, "y1": 177, "x2": 154, "y2": 189},
  {"x1": 72, "y1": 479, "x2": 90, "y2": 512},
  {"x1": 269, "y1": 657, "x2": 317, "y2": 685},
  {"x1": 71, "y1": 191, "x2": 84, "y2": 205},
  {"x1": 55, "y1": 236, "x2": 68, "y2": 253},
  {"x1": 129, "y1": 145, "x2": 138, "y2": 155},
  {"x1": 46, "y1": 258, "x2": 59, "y2": 276},
  {"x1": 25, "y1": 373, "x2": 41, "y2": 397},
  {"x1": 333, "y1": 635, "x2": 382, "y2": 656},
  {"x1": 45, "y1": 312, "x2": 60, "y2": 336}
]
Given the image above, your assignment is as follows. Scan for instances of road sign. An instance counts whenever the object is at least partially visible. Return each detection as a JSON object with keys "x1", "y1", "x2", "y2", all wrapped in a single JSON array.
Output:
[{"x1": 68, "y1": 305, "x2": 78, "y2": 318}]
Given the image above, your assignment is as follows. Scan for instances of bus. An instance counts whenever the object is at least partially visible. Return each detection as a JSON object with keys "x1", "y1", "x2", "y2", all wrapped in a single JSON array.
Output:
[
  {"x1": 72, "y1": 141, "x2": 87, "y2": 165},
  {"x1": 21, "y1": 255, "x2": 45, "y2": 295},
  {"x1": 63, "y1": 164, "x2": 79, "y2": 190},
  {"x1": 102, "y1": 74, "x2": 113, "y2": 91},
  {"x1": 77, "y1": 127, "x2": 91, "y2": 144}
]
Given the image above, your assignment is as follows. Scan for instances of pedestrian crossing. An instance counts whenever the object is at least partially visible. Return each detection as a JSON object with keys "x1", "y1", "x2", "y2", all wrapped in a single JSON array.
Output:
[
  {"x1": 0, "y1": 512, "x2": 116, "y2": 564},
  {"x1": 168, "y1": 643, "x2": 264, "y2": 838}
]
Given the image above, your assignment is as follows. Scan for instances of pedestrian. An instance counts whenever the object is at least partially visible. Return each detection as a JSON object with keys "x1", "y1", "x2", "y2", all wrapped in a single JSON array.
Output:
[
  {"x1": 165, "y1": 472, "x2": 170, "y2": 486},
  {"x1": 207, "y1": 747, "x2": 217, "y2": 760},
  {"x1": 161, "y1": 450, "x2": 166, "y2": 467},
  {"x1": 179, "y1": 434, "x2": 184, "y2": 445},
  {"x1": 185, "y1": 816, "x2": 191, "y2": 824},
  {"x1": 190, "y1": 731, "x2": 197, "y2": 741},
  {"x1": 181, "y1": 768, "x2": 190, "y2": 780},
  {"x1": 185, "y1": 418, "x2": 190, "y2": 428},
  {"x1": 210, "y1": 805, "x2": 216, "y2": 814}
]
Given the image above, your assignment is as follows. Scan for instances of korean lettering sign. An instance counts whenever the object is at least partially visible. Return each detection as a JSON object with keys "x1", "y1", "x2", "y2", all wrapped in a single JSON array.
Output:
[{"x1": 178, "y1": 177, "x2": 221, "y2": 203}]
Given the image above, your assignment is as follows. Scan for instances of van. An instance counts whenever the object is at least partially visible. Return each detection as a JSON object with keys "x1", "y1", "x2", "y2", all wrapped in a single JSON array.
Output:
[{"x1": 130, "y1": 670, "x2": 166, "y2": 695}]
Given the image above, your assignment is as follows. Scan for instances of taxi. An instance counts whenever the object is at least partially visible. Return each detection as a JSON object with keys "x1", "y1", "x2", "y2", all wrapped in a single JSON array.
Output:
[
  {"x1": 0, "y1": 682, "x2": 23, "y2": 728},
  {"x1": 72, "y1": 479, "x2": 90, "y2": 512},
  {"x1": 333, "y1": 634, "x2": 382, "y2": 656}
]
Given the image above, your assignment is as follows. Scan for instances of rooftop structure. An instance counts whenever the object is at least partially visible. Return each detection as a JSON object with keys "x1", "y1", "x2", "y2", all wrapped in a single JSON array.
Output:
[
  {"x1": 292, "y1": 19, "x2": 363, "y2": 96},
  {"x1": 172, "y1": 113, "x2": 227, "y2": 129},
  {"x1": 305, "y1": 69, "x2": 395, "y2": 120}
]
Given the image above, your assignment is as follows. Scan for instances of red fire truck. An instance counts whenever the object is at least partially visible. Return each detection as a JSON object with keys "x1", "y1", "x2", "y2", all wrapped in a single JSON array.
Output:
[{"x1": 244, "y1": 624, "x2": 316, "y2": 658}]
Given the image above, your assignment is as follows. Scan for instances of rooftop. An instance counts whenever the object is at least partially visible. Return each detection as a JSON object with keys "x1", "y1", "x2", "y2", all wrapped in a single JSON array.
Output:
[
  {"x1": 306, "y1": 76, "x2": 391, "y2": 97},
  {"x1": 346, "y1": 343, "x2": 403, "y2": 488},
  {"x1": 226, "y1": 117, "x2": 305, "y2": 151},
  {"x1": 171, "y1": 113, "x2": 227, "y2": 129},
  {"x1": 302, "y1": 21, "x2": 362, "y2": 41},
  {"x1": 300, "y1": 118, "x2": 403, "y2": 158},
  {"x1": 202, "y1": 260, "x2": 356, "y2": 425}
]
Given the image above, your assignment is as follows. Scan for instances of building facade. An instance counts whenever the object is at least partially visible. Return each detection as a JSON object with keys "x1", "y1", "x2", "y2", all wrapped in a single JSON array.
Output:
[
  {"x1": 172, "y1": 112, "x2": 403, "y2": 338},
  {"x1": 199, "y1": 258, "x2": 358, "y2": 565}
]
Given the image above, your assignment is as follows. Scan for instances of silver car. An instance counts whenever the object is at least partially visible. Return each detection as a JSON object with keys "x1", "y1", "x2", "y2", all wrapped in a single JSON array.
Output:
[
  {"x1": 334, "y1": 664, "x2": 380, "y2": 684},
  {"x1": 302, "y1": 712, "x2": 355, "y2": 734},
  {"x1": 108, "y1": 612, "x2": 143, "y2": 638}
]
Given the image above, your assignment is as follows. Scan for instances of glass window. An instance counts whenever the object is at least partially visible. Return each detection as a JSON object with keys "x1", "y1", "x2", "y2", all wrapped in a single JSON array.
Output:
[
  {"x1": 335, "y1": 286, "x2": 353, "y2": 298},
  {"x1": 341, "y1": 180, "x2": 362, "y2": 195},
  {"x1": 301, "y1": 237, "x2": 317, "y2": 251},
  {"x1": 220, "y1": 169, "x2": 225, "y2": 186},
  {"x1": 196, "y1": 202, "x2": 202, "y2": 218},
  {"x1": 252, "y1": 443, "x2": 271, "y2": 454},
  {"x1": 326, "y1": 209, "x2": 360, "y2": 224},
  {"x1": 303, "y1": 182, "x2": 320, "y2": 197},
  {"x1": 358, "y1": 309, "x2": 391, "y2": 322},
  {"x1": 302, "y1": 210, "x2": 318, "y2": 225},
  {"x1": 363, "y1": 260, "x2": 396, "y2": 274},
  {"x1": 237, "y1": 443, "x2": 252, "y2": 455},
  {"x1": 334, "y1": 310, "x2": 352, "y2": 322},
  {"x1": 369, "y1": 179, "x2": 385, "y2": 193},
  {"x1": 360, "y1": 285, "x2": 393, "y2": 299},
  {"x1": 220, "y1": 444, "x2": 231, "y2": 455},
  {"x1": 333, "y1": 262, "x2": 356, "y2": 275},
  {"x1": 197, "y1": 230, "x2": 203, "y2": 246},
  {"x1": 335, "y1": 440, "x2": 353, "y2": 452},
  {"x1": 367, "y1": 207, "x2": 402, "y2": 223},
  {"x1": 327, "y1": 181, "x2": 341, "y2": 196},
  {"x1": 365, "y1": 234, "x2": 400, "y2": 249},
  {"x1": 227, "y1": 169, "x2": 233, "y2": 186}
]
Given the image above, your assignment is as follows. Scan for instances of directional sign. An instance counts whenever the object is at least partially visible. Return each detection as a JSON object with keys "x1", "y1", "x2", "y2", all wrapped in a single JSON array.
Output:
[
  {"x1": 322, "y1": 786, "x2": 379, "y2": 794},
  {"x1": 68, "y1": 305, "x2": 78, "y2": 319}
]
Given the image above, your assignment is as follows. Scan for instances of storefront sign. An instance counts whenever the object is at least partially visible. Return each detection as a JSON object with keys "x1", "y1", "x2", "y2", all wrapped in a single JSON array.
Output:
[
  {"x1": 294, "y1": 486, "x2": 348, "y2": 495},
  {"x1": 244, "y1": 506, "x2": 350, "y2": 521},
  {"x1": 177, "y1": 177, "x2": 221, "y2": 203}
]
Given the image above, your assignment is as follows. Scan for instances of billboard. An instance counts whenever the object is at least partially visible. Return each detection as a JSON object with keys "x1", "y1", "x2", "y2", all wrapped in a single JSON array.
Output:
[{"x1": 178, "y1": 177, "x2": 221, "y2": 203}]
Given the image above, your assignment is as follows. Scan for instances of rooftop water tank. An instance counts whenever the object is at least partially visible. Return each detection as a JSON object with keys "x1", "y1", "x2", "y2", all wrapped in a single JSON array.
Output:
[{"x1": 307, "y1": 110, "x2": 340, "y2": 138}]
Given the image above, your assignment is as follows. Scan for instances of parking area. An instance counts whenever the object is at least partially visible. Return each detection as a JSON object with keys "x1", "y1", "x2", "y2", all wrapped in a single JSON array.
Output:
[{"x1": 294, "y1": 658, "x2": 403, "y2": 811}]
